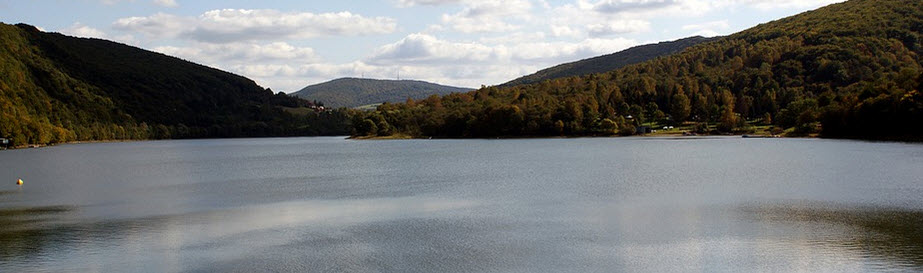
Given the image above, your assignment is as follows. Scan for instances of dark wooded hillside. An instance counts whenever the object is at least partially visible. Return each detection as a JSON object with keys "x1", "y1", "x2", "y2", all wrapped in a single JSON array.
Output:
[
  {"x1": 351, "y1": 0, "x2": 923, "y2": 140},
  {"x1": 0, "y1": 23, "x2": 350, "y2": 146}
]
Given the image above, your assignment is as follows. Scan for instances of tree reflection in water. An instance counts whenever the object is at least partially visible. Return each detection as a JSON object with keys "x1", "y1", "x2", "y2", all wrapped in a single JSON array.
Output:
[{"x1": 744, "y1": 202, "x2": 923, "y2": 270}]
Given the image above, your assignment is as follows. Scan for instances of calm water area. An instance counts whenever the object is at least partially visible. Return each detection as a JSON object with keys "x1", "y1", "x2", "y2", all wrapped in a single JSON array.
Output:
[{"x1": 1, "y1": 136, "x2": 922, "y2": 272}]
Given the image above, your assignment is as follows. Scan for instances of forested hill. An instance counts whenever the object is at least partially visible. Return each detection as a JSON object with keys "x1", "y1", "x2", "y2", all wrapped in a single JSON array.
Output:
[
  {"x1": 502, "y1": 36, "x2": 717, "y2": 87},
  {"x1": 0, "y1": 23, "x2": 350, "y2": 146},
  {"x1": 351, "y1": 0, "x2": 923, "y2": 140},
  {"x1": 292, "y1": 78, "x2": 472, "y2": 108}
]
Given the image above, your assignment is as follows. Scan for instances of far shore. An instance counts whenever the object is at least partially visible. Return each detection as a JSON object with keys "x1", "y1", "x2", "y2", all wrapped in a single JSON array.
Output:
[
  {"x1": 1, "y1": 139, "x2": 145, "y2": 150},
  {"x1": 6, "y1": 132, "x2": 919, "y2": 150},
  {"x1": 350, "y1": 133, "x2": 923, "y2": 143},
  {"x1": 349, "y1": 131, "x2": 798, "y2": 141}
]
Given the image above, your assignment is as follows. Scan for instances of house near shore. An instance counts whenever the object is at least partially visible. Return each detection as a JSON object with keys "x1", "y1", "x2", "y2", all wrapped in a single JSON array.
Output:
[{"x1": 0, "y1": 138, "x2": 10, "y2": 148}]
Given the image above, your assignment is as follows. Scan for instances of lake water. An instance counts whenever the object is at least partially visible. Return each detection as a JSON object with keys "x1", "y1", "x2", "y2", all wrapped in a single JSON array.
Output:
[{"x1": 1, "y1": 137, "x2": 922, "y2": 272}]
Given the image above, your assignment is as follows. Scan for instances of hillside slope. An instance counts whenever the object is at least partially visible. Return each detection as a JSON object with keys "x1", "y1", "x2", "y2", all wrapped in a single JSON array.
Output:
[
  {"x1": 0, "y1": 23, "x2": 348, "y2": 146},
  {"x1": 292, "y1": 78, "x2": 471, "y2": 108},
  {"x1": 351, "y1": 0, "x2": 923, "y2": 140},
  {"x1": 502, "y1": 36, "x2": 717, "y2": 87}
]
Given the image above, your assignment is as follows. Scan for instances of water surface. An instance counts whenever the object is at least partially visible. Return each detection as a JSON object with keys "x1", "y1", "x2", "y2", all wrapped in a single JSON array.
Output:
[{"x1": 1, "y1": 137, "x2": 921, "y2": 272}]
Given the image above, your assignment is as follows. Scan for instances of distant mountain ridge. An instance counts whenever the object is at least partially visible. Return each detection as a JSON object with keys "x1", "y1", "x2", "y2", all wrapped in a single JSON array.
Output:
[
  {"x1": 502, "y1": 36, "x2": 718, "y2": 86},
  {"x1": 292, "y1": 78, "x2": 472, "y2": 108}
]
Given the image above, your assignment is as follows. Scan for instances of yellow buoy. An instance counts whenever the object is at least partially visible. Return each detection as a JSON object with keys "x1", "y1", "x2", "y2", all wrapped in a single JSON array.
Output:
[{"x1": 17, "y1": 178, "x2": 23, "y2": 185}]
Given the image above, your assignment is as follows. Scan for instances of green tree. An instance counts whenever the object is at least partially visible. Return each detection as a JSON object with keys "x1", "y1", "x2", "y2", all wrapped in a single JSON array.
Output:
[
  {"x1": 599, "y1": 118, "x2": 618, "y2": 135},
  {"x1": 376, "y1": 119, "x2": 392, "y2": 136},
  {"x1": 628, "y1": 105, "x2": 644, "y2": 126},
  {"x1": 553, "y1": 120, "x2": 565, "y2": 135},
  {"x1": 670, "y1": 92, "x2": 691, "y2": 123},
  {"x1": 619, "y1": 123, "x2": 637, "y2": 136},
  {"x1": 717, "y1": 108, "x2": 738, "y2": 133},
  {"x1": 693, "y1": 93, "x2": 709, "y2": 121},
  {"x1": 358, "y1": 119, "x2": 378, "y2": 136}
]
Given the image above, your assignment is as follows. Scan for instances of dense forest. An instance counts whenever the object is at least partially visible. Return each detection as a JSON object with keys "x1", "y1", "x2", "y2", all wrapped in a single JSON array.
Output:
[
  {"x1": 0, "y1": 23, "x2": 351, "y2": 146},
  {"x1": 293, "y1": 78, "x2": 471, "y2": 108},
  {"x1": 502, "y1": 36, "x2": 717, "y2": 87},
  {"x1": 351, "y1": 0, "x2": 923, "y2": 140}
]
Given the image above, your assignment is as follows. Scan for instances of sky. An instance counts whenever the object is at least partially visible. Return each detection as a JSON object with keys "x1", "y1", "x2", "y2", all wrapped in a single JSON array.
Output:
[{"x1": 1, "y1": 0, "x2": 844, "y2": 92}]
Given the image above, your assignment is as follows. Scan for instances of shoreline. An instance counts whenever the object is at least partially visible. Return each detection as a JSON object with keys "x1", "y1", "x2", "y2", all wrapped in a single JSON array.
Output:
[
  {"x1": 349, "y1": 132, "x2": 801, "y2": 141},
  {"x1": 3, "y1": 133, "x2": 918, "y2": 150},
  {"x1": 0, "y1": 135, "x2": 352, "y2": 150},
  {"x1": 351, "y1": 133, "x2": 923, "y2": 144},
  {"x1": 2, "y1": 139, "x2": 145, "y2": 150}
]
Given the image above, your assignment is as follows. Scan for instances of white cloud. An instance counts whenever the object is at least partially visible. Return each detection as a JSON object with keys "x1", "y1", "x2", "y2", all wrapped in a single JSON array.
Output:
[
  {"x1": 681, "y1": 20, "x2": 730, "y2": 31},
  {"x1": 367, "y1": 33, "x2": 499, "y2": 65},
  {"x1": 60, "y1": 22, "x2": 138, "y2": 45},
  {"x1": 60, "y1": 22, "x2": 108, "y2": 39},
  {"x1": 422, "y1": 24, "x2": 446, "y2": 34},
  {"x1": 478, "y1": 32, "x2": 546, "y2": 45},
  {"x1": 113, "y1": 9, "x2": 396, "y2": 43},
  {"x1": 441, "y1": 14, "x2": 521, "y2": 33},
  {"x1": 395, "y1": 0, "x2": 464, "y2": 7},
  {"x1": 589, "y1": 0, "x2": 680, "y2": 14},
  {"x1": 681, "y1": 19, "x2": 729, "y2": 37},
  {"x1": 545, "y1": 0, "x2": 731, "y2": 40},
  {"x1": 454, "y1": 0, "x2": 532, "y2": 18},
  {"x1": 438, "y1": 0, "x2": 533, "y2": 33},
  {"x1": 577, "y1": 0, "x2": 718, "y2": 17},
  {"x1": 587, "y1": 19, "x2": 651, "y2": 36},
  {"x1": 154, "y1": 42, "x2": 320, "y2": 65},
  {"x1": 153, "y1": 0, "x2": 177, "y2": 8},
  {"x1": 151, "y1": 41, "x2": 325, "y2": 92},
  {"x1": 363, "y1": 33, "x2": 637, "y2": 87},
  {"x1": 113, "y1": 13, "x2": 190, "y2": 38},
  {"x1": 734, "y1": 0, "x2": 845, "y2": 10},
  {"x1": 550, "y1": 25, "x2": 582, "y2": 38}
]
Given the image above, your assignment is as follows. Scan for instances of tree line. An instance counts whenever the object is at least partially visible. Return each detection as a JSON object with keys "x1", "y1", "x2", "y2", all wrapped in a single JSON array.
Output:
[{"x1": 350, "y1": 0, "x2": 923, "y2": 140}]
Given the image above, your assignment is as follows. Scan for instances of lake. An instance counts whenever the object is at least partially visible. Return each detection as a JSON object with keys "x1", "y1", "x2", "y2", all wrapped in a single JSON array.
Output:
[{"x1": 1, "y1": 137, "x2": 922, "y2": 272}]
